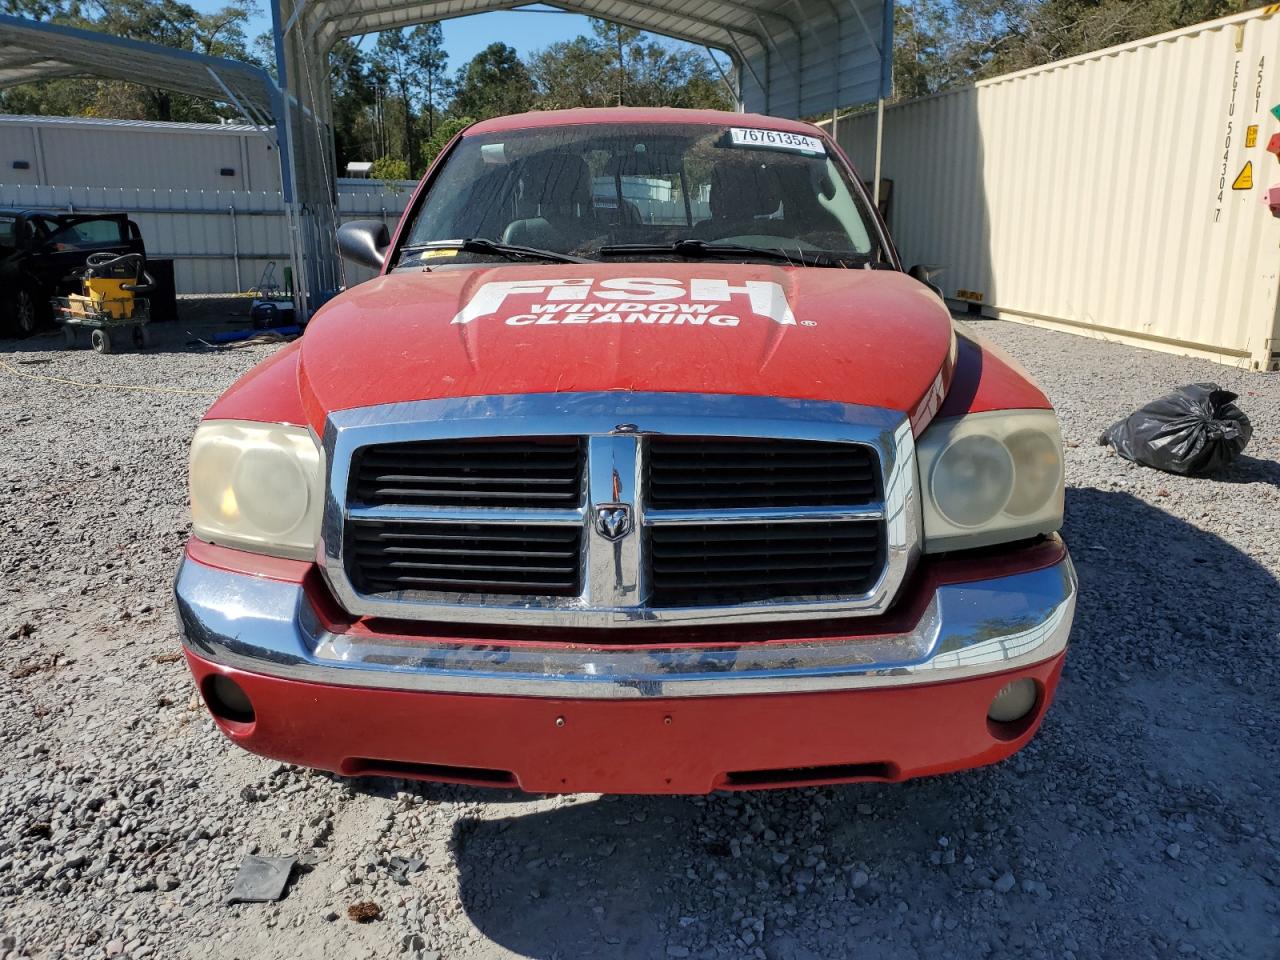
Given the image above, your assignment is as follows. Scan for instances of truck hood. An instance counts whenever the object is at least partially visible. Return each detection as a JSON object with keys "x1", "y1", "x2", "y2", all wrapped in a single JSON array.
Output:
[{"x1": 298, "y1": 263, "x2": 955, "y2": 430}]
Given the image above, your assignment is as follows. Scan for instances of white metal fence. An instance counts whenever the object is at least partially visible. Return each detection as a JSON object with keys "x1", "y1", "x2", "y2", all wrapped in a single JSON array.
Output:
[
  {"x1": 0, "y1": 178, "x2": 417, "y2": 294},
  {"x1": 836, "y1": 7, "x2": 1280, "y2": 370}
]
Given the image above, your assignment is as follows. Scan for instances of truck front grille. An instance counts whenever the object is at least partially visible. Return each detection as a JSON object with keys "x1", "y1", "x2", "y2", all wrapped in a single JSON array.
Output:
[
  {"x1": 347, "y1": 520, "x2": 583, "y2": 596},
  {"x1": 648, "y1": 521, "x2": 884, "y2": 606},
  {"x1": 647, "y1": 438, "x2": 879, "y2": 509},
  {"x1": 325, "y1": 395, "x2": 914, "y2": 628},
  {"x1": 351, "y1": 438, "x2": 584, "y2": 508}
]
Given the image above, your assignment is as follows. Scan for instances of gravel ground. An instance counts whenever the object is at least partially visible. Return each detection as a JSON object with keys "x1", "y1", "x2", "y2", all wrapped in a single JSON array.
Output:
[{"x1": 0, "y1": 315, "x2": 1277, "y2": 960}]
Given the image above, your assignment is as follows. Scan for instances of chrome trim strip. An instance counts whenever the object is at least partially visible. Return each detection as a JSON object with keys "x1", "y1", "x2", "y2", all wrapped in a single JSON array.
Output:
[
  {"x1": 347, "y1": 505, "x2": 586, "y2": 525},
  {"x1": 585, "y1": 434, "x2": 644, "y2": 607},
  {"x1": 175, "y1": 549, "x2": 1075, "y2": 699},
  {"x1": 644, "y1": 506, "x2": 885, "y2": 525},
  {"x1": 320, "y1": 393, "x2": 921, "y2": 628}
]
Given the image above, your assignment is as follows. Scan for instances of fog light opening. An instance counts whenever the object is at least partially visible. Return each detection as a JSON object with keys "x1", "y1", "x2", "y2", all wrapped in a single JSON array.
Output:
[
  {"x1": 988, "y1": 678, "x2": 1037, "y2": 723},
  {"x1": 203, "y1": 674, "x2": 255, "y2": 725},
  {"x1": 986, "y1": 678, "x2": 1041, "y2": 740}
]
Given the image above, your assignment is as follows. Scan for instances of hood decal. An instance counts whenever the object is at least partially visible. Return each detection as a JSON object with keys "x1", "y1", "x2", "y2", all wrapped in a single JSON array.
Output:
[
  {"x1": 299, "y1": 264, "x2": 956, "y2": 429},
  {"x1": 450, "y1": 276, "x2": 797, "y2": 327}
]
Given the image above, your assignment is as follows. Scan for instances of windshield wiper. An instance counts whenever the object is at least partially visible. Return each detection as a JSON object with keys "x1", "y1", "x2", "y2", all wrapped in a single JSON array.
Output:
[
  {"x1": 596, "y1": 239, "x2": 864, "y2": 269},
  {"x1": 398, "y1": 238, "x2": 595, "y2": 266}
]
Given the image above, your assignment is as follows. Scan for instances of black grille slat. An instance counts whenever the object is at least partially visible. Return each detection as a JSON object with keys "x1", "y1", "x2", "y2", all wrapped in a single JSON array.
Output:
[
  {"x1": 651, "y1": 556, "x2": 881, "y2": 574},
  {"x1": 648, "y1": 521, "x2": 884, "y2": 606},
  {"x1": 647, "y1": 438, "x2": 878, "y2": 509},
  {"x1": 351, "y1": 528, "x2": 577, "y2": 545},
  {"x1": 347, "y1": 521, "x2": 582, "y2": 597},
  {"x1": 649, "y1": 524, "x2": 880, "y2": 544},
  {"x1": 351, "y1": 438, "x2": 584, "y2": 508}
]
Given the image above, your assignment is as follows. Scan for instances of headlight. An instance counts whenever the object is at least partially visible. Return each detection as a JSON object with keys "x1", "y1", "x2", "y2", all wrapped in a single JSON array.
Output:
[
  {"x1": 917, "y1": 410, "x2": 1063, "y2": 552},
  {"x1": 190, "y1": 420, "x2": 324, "y2": 560}
]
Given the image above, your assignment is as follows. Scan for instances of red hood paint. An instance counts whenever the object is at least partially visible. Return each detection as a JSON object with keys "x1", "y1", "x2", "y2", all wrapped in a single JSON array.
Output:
[{"x1": 295, "y1": 263, "x2": 956, "y2": 432}]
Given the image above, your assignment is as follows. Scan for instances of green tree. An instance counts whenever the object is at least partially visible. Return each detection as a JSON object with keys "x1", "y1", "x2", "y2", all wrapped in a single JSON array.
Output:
[
  {"x1": 329, "y1": 38, "x2": 379, "y2": 174},
  {"x1": 373, "y1": 28, "x2": 421, "y2": 173},
  {"x1": 0, "y1": 0, "x2": 257, "y2": 121},
  {"x1": 527, "y1": 21, "x2": 730, "y2": 111},
  {"x1": 420, "y1": 115, "x2": 473, "y2": 168},
  {"x1": 2, "y1": 0, "x2": 74, "y2": 16},
  {"x1": 891, "y1": 0, "x2": 1253, "y2": 99},
  {"x1": 369, "y1": 155, "x2": 409, "y2": 180},
  {"x1": 986, "y1": 0, "x2": 1245, "y2": 74},
  {"x1": 371, "y1": 23, "x2": 450, "y2": 175},
  {"x1": 527, "y1": 35, "x2": 613, "y2": 108},
  {"x1": 590, "y1": 19, "x2": 643, "y2": 106},
  {"x1": 450, "y1": 43, "x2": 534, "y2": 120},
  {"x1": 415, "y1": 22, "x2": 450, "y2": 140}
]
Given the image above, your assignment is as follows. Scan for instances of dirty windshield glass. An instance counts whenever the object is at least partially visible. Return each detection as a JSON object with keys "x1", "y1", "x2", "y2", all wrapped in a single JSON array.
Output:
[{"x1": 399, "y1": 123, "x2": 878, "y2": 265}]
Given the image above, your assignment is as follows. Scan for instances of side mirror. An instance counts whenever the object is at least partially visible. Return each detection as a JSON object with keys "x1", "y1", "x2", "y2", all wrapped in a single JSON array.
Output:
[
  {"x1": 908, "y1": 264, "x2": 945, "y2": 301},
  {"x1": 338, "y1": 219, "x2": 390, "y2": 270}
]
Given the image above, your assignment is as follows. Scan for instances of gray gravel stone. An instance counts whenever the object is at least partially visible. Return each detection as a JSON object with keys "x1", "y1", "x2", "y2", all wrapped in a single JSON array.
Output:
[{"x1": 0, "y1": 313, "x2": 1277, "y2": 959}]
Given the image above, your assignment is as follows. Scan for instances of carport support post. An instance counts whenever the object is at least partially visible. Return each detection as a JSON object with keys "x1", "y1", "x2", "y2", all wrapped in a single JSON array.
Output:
[
  {"x1": 873, "y1": 0, "x2": 893, "y2": 209},
  {"x1": 873, "y1": 97, "x2": 884, "y2": 207},
  {"x1": 269, "y1": 0, "x2": 309, "y2": 323}
]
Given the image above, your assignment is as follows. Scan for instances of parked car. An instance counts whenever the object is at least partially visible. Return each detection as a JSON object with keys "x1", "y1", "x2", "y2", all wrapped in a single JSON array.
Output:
[
  {"x1": 0, "y1": 210, "x2": 145, "y2": 336},
  {"x1": 175, "y1": 107, "x2": 1075, "y2": 794}
]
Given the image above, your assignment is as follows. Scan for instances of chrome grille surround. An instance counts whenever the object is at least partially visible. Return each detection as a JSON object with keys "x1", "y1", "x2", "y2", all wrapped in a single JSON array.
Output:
[{"x1": 320, "y1": 392, "x2": 921, "y2": 628}]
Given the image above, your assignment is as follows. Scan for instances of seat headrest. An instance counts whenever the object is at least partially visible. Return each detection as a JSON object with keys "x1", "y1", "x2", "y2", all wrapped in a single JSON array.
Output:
[
  {"x1": 516, "y1": 153, "x2": 592, "y2": 216},
  {"x1": 708, "y1": 160, "x2": 780, "y2": 220}
]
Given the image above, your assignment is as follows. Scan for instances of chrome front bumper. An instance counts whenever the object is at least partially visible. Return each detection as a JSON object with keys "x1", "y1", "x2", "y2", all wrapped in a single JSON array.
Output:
[{"x1": 175, "y1": 548, "x2": 1076, "y2": 700}]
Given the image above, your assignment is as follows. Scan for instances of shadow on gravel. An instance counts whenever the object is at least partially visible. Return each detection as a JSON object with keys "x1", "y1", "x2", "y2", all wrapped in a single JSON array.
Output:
[
  {"x1": 449, "y1": 487, "x2": 1279, "y2": 960},
  {"x1": 1210, "y1": 454, "x2": 1280, "y2": 489},
  {"x1": 322, "y1": 772, "x2": 530, "y2": 806}
]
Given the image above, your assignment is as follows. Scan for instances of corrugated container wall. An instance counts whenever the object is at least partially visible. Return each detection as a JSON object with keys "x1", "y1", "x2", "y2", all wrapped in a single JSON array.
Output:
[
  {"x1": 837, "y1": 8, "x2": 1280, "y2": 370},
  {"x1": 0, "y1": 116, "x2": 280, "y2": 192}
]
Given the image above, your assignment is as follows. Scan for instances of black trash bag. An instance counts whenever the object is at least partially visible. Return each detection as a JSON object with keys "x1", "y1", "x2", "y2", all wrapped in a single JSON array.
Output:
[{"x1": 1098, "y1": 383, "x2": 1252, "y2": 476}]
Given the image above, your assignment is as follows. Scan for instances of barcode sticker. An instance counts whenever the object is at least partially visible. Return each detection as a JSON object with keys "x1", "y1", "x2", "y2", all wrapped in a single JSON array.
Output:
[{"x1": 729, "y1": 128, "x2": 825, "y2": 154}]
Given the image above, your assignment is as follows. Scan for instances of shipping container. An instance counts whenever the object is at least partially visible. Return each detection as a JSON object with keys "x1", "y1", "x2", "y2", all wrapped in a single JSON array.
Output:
[
  {"x1": 0, "y1": 115, "x2": 280, "y2": 192},
  {"x1": 834, "y1": 7, "x2": 1280, "y2": 371}
]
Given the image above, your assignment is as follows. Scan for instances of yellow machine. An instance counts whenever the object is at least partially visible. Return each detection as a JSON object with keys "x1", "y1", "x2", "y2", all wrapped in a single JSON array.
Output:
[
  {"x1": 67, "y1": 274, "x2": 139, "y2": 320},
  {"x1": 54, "y1": 252, "x2": 155, "y2": 353}
]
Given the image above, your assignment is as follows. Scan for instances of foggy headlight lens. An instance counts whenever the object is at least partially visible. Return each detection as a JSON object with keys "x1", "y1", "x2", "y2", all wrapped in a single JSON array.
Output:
[
  {"x1": 1004, "y1": 429, "x2": 1062, "y2": 517},
  {"x1": 917, "y1": 410, "x2": 1064, "y2": 552},
  {"x1": 190, "y1": 420, "x2": 323, "y2": 560},
  {"x1": 930, "y1": 434, "x2": 1014, "y2": 527}
]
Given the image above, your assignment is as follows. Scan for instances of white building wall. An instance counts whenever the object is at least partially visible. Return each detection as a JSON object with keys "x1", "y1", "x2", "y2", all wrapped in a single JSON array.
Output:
[
  {"x1": 0, "y1": 115, "x2": 280, "y2": 192},
  {"x1": 836, "y1": 7, "x2": 1280, "y2": 371},
  {"x1": 0, "y1": 181, "x2": 416, "y2": 293}
]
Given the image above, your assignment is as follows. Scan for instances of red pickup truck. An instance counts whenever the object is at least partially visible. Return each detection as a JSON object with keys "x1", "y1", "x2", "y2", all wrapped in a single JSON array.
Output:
[{"x1": 175, "y1": 107, "x2": 1074, "y2": 794}]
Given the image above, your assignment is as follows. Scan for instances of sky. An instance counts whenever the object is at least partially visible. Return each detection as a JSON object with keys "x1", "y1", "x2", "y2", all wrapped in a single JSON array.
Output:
[{"x1": 187, "y1": 2, "x2": 679, "y2": 69}]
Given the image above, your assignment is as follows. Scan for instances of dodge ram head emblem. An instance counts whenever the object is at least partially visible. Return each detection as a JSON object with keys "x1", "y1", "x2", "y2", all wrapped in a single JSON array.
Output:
[{"x1": 594, "y1": 504, "x2": 633, "y2": 541}]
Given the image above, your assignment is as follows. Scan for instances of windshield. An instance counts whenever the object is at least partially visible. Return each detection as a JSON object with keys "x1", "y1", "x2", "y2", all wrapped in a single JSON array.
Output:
[{"x1": 398, "y1": 123, "x2": 880, "y2": 267}]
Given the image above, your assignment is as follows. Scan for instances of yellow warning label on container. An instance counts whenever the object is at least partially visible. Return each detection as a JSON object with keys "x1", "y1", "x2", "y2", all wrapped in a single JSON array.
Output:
[
  {"x1": 1246, "y1": 125, "x2": 1259, "y2": 148},
  {"x1": 955, "y1": 289, "x2": 985, "y2": 303},
  {"x1": 1232, "y1": 162, "x2": 1254, "y2": 190}
]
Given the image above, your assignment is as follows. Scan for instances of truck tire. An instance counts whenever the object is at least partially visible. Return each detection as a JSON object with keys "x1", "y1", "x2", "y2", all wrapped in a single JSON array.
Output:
[
  {"x1": 13, "y1": 287, "x2": 39, "y2": 337},
  {"x1": 91, "y1": 328, "x2": 112, "y2": 354}
]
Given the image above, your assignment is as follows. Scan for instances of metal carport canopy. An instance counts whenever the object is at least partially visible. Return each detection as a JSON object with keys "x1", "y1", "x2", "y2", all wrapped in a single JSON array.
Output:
[
  {"x1": 0, "y1": 13, "x2": 315, "y2": 311},
  {"x1": 280, "y1": 0, "x2": 895, "y2": 120},
  {"x1": 0, "y1": 14, "x2": 280, "y2": 129}
]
